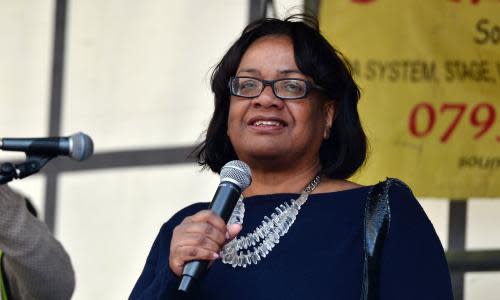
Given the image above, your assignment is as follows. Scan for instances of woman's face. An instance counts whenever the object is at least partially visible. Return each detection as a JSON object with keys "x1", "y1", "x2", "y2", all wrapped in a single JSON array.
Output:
[{"x1": 227, "y1": 35, "x2": 334, "y2": 167}]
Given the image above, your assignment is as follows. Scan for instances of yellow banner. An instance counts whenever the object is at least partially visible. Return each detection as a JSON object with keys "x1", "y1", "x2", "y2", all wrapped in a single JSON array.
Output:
[{"x1": 320, "y1": 0, "x2": 500, "y2": 198}]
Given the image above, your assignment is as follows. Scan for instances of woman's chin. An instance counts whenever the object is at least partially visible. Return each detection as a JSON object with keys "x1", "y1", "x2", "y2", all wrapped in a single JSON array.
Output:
[{"x1": 238, "y1": 148, "x2": 293, "y2": 164}]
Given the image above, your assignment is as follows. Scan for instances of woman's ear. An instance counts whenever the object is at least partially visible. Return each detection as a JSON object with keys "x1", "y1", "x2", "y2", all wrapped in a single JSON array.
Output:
[{"x1": 323, "y1": 101, "x2": 335, "y2": 139}]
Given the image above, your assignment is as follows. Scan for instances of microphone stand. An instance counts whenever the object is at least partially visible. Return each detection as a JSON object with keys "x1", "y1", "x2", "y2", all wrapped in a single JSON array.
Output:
[{"x1": 0, "y1": 154, "x2": 54, "y2": 185}]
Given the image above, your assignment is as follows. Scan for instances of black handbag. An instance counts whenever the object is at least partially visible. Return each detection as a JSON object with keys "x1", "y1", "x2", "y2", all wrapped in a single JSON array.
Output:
[{"x1": 360, "y1": 178, "x2": 396, "y2": 300}]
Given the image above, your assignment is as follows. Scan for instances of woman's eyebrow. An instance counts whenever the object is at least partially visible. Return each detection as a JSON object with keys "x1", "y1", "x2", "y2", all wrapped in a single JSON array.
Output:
[
  {"x1": 279, "y1": 69, "x2": 303, "y2": 76},
  {"x1": 236, "y1": 68, "x2": 260, "y2": 75},
  {"x1": 236, "y1": 68, "x2": 304, "y2": 76}
]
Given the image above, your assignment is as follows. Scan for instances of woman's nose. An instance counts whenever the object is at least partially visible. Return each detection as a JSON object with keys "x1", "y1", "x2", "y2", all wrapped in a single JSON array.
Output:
[{"x1": 251, "y1": 85, "x2": 285, "y2": 109}]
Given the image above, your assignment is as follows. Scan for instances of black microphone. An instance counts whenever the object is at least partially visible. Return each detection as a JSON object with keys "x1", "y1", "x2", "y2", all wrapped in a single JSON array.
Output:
[
  {"x1": 178, "y1": 160, "x2": 252, "y2": 293},
  {"x1": 0, "y1": 132, "x2": 94, "y2": 161}
]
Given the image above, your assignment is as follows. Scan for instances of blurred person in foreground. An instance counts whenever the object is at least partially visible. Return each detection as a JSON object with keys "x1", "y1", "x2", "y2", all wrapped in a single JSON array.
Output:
[
  {"x1": 0, "y1": 184, "x2": 75, "y2": 300},
  {"x1": 130, "y1": 15, "x2": 453, "y2": 299}
]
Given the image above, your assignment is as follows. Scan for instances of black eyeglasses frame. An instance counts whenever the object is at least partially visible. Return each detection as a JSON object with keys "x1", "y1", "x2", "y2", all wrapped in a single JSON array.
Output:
[{"x1": 228, "y1": 76, "x2": 327, "y2": 100}]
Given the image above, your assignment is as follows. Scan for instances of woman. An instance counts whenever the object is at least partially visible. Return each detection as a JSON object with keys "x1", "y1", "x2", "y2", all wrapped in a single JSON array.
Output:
[{"x1": 130, "y1": 15, "x2": 452, "y2": 299}]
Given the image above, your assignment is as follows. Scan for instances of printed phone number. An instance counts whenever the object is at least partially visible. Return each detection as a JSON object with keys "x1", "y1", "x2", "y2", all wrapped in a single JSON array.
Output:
[{"x1": 408, "y1": 102, "x2": 500, "y2": 143}]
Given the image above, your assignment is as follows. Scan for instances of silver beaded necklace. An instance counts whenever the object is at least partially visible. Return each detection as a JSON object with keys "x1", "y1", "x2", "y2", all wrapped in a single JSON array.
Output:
[{"x1": 221, "y1": 175, "x2": 321, "y2": 268}]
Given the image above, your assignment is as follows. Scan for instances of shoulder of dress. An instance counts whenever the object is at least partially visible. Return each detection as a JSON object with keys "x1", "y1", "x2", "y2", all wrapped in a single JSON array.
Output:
[
  {"x1": 372, "y1": 178, "x2": 414, "y2": 197},
  {"x1": 372, "y1": 178, "x2": 428, "y2": 222},
  {"x1": 160, "y1": 202, "x2": 210, "y2": 230},
  {"x1": 177, "y1": 201, "x2": 210, "y2": 214},
  {"x1": 366, "y1": 178, "x2": 419, "y2": 216}
]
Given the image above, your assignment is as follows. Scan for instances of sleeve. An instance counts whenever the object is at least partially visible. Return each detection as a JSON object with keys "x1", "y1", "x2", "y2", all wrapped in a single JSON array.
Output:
[
  {"x1": 129, "y1": 202, "x2": 208, "y2": 300},
  {"x1": 0, "y1": 184, "x2": 75, "y2": 300},
  {"x1": 378, "y1": 180, "x2": 453, "y2": 300}
]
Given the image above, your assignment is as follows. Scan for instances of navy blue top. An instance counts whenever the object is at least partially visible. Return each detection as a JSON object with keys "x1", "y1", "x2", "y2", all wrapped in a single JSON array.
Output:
[{"x1": 130, "y1": 183, "x2": 453, "y2": 299}]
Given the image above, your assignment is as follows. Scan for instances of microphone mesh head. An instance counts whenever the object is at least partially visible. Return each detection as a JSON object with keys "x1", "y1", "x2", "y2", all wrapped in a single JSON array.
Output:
[
  {"x1": 69, "y1": 132, "x2": 94, "y2": 161},
  {"x1": 220, "y1": 160, "x2": 252, "y2": 190}
]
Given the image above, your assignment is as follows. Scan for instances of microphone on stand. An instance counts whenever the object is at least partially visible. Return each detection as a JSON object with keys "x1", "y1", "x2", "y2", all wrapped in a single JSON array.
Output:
[
  {"x1": 178, "y1": 160, "x2": 252, "y2": 293},
  {"x1": 0, "y1": 132, "x2": 94, "y2": 161},
  {"x1": 0, "y1": 132, "x2": 94, "y2": 184}
]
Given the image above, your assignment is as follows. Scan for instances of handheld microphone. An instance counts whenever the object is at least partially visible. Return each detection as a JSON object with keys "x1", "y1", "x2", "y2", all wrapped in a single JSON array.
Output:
[
  {"x1": 178, "y1": 160, "x2": 252, "y2": 293},
  {"x1": 0, "y1": 132, "x2": 94, "y2": 161}
]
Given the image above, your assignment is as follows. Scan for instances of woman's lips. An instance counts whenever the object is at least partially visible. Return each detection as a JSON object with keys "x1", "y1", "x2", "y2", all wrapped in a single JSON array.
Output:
[
  {"x1": 248, "y1": 116, "x2": 287, "y2": 127},
  {"x1": 247, "y1": 117, "x2": 287, "y2": 133},
  {"x1": 253, "y1": 120, "x2": 283, "y2": 127}
]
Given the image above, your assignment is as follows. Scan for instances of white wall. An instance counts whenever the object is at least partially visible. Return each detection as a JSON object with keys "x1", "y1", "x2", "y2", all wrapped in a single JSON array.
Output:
[{"x1": 1, "y1": 1, "x2": 245, "y2": 299}]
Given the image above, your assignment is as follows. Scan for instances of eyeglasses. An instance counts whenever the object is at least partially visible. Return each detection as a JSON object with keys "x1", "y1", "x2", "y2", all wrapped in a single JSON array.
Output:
[{"x1": 229, "y1": 76, "x2": 326, "y2": 100}]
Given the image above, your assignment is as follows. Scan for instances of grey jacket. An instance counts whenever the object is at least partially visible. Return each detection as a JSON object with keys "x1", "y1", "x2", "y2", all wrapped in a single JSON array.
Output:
[{"x1": 0, "y1": 185, "x2": 75, "y2": 300}]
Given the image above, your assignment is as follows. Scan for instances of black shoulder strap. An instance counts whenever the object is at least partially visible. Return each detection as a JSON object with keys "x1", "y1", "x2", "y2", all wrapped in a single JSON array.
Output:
[{"x1": 360, "y1": 178, "x2": 393, "y2": 300}]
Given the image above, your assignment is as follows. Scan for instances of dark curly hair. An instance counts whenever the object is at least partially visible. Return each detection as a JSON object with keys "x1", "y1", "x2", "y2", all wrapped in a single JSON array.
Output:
[{"x1": 192, "y1": 14, "x2": 367, "y2": 179}]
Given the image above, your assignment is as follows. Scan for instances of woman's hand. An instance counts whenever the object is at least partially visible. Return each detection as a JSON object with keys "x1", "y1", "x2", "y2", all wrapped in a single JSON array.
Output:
[{"x1": 169, "y1": 209, "x2": 242, "y2": 276}]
